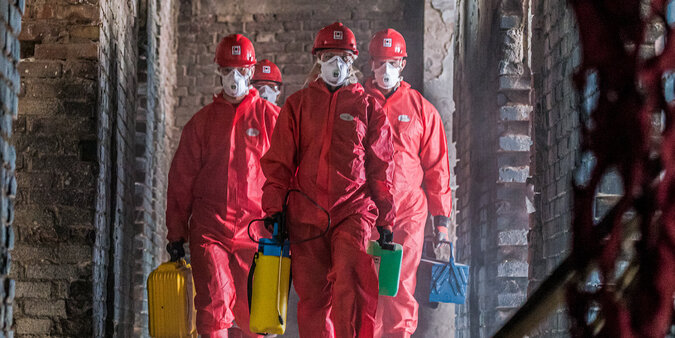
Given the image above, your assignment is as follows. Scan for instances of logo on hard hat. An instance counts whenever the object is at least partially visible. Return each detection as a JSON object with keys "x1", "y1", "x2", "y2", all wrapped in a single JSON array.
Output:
[
  {"x1": 333, "y1": 31, "x2": 343, "y2": 40},
  {"x1": 262, "y1": 65, "x2": 271, "y2": 73},
  {"x1": 383, "y1": 38, "x2": 392, "y2": 47},
  {"x1": 232, "y1": 46, "x2": 241, "y2": 56}
]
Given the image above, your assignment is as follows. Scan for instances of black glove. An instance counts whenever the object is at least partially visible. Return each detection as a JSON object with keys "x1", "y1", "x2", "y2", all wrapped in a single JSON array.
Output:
[
  {"x1": 264, "y1": 212, "x2": 284, "y2": 234},
  {"x1": 376, "y1": 226, "x2": 394, "y2": 250},
  {"x1": 433, "y1": 215, "x2": 451, "y2": 228},
  {"x1": 166, "y1": 239, "x2": 185, "y2": 262}
]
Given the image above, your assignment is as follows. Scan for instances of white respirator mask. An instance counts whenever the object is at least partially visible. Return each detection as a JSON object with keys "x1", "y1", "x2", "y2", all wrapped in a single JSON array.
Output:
[
  {"x1": 374, "y1": 62, "x2": 401, "y2": 90},
  {"x1": 318, "y1": 56, "x2": 351, "y2": 87},
  {"x1": 258, "y1": 85, "x2": 280, "y2": 104},
  {"x1": 221, "y1": 69, "x2": 250, "y2": 98}
]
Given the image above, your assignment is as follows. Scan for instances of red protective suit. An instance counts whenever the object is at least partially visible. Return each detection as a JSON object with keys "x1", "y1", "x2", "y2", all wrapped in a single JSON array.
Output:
[
  {"x1": 261, "y1": 79, "x2": 396, "y2": 338},
  {"x1": 166, "y1": 89, "x2": 280, "y2": 337},
  {"x1": 364, "y1": 79, "x2": 453, "y2": 338}
]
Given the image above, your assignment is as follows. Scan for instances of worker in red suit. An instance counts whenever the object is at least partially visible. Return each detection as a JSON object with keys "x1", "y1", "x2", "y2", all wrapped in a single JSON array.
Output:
[
  {"x1": 165, "y1": 34, "x2": 280, "y2": 338},
  {"x1": 260, "y1": 22, "x2": 396, "y2": 338},
  {"x1": 364, "y1": 29, "x2": 453, "y2": 338},
  {"x1": 251, "y1": 59, "x2": 283, "y2": 106}
]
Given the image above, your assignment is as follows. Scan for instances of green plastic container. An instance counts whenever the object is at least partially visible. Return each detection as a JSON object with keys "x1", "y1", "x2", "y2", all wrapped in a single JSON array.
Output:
[{"x1": 367, "y1": 240, "x2": 403, "y2": 297}]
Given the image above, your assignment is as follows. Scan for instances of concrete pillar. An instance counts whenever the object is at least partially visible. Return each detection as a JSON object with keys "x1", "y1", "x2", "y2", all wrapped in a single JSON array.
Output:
[{"x1": 414, "y1": 1, "x2": 458, "y2": 337}]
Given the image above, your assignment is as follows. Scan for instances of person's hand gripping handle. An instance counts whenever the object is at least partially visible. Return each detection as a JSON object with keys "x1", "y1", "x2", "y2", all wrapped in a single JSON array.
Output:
[
  {"x1": 377, "y1": 225, "x2": 394, "y2": 250},
  {"x1": 166, "y1": 239, "x2": 185, "y2": 262}
]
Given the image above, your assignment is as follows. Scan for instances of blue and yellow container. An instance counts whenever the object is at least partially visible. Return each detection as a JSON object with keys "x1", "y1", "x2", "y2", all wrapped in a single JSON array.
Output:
[
  {"x1": 248, "y1": 232, "x2": 291, "y2": 334},
  {"x1": 147, "y1": 259, "x2": 197, "y2": 337}
]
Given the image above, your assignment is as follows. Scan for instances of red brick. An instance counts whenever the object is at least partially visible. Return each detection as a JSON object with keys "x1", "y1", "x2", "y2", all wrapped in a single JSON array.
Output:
[
  {"x1": 24, "y1": 299, "x2": 66, "y2": 317},
  {"x1": 24, "y1": 264, "x2": 78, "y2": 280},
  {"x1": 18, "y1": 60, "x2": 63, "y2": 78},
  {"x1": 283, "y1": 21, "x2": 302, "y2": 31},
  {"x1": 15, "y1": 172, "x2": 56, "y2": 190},
  {"x1": 34, "y1": 4, "x2": 56, "y2": 19},
  {"x1": 15, "y1": 281, "x2": 51, "y2": 298},
  {"x1": 56, "y1": 5, "x2": 99, "y2": 23},
  {"x1": 28, "y1": 116, "x2": 93, "y2": 135},
  {"x1": 63, "y1": 60, "x2": 97, "y2": 79},
  {"x1": 68, "y1": 25, "x2": 99, "y2": 41},
  {"x1": 22, "y1": 80, "x2": 63, "y2": 99},
  {"x1": 15, "y1": 318, "x2": 51, "y2": 334},
  {"x1": 18, "y1": 98, "x2": 65, "y2": 115},
  {"x1": 34, "y1": 43, "x2": 98, "y2": 60},
  {"x1": 18, "y1": 21, "x2": 63, "y2": 41},
  {"x1": 33, "y1": 44, "x2": 68, "y2": 60}
]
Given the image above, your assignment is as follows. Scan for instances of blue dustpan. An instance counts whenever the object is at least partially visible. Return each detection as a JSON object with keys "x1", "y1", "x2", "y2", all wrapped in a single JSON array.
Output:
[{"x1": 421, "y1": 241, "x2": 469, "y2": 304}]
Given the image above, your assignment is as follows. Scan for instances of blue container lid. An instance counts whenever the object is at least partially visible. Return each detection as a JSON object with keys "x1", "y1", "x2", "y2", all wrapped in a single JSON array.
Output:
[{"x1": 258, "y1": 238, "x2": 290, "y2": 257}]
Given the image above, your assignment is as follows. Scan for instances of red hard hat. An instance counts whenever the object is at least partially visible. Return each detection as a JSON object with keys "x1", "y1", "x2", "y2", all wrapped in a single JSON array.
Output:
[
  {"x1": 252, "y1": 59, "x2": 282, "y2": 84},
  {"x1": 312, "y1": 22, "x2": 358, "y2": 56},
  {"x1": 368, "y1": 29, "x2": 407, "y2": 60},
  {"x1": 214, "y1": 34, "x2": 256, "y2": 67}
]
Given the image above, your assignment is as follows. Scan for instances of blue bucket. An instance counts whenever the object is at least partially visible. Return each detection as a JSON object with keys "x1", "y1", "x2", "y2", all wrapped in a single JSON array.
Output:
[{"x1": 421, "y1": 241, "x2": 469, "y2": 304}]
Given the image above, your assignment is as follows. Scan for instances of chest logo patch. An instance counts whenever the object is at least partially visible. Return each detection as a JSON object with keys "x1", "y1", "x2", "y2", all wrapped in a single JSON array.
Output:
[
  {"x1": 339, "y1": 113, "x2": 355, "y2": 122},
  {"x1": 398, "y1": 114, "x2": 411, "y2": 122},
  {"x1": 246, "y1": 128, "x2": 260, "y2": 137}
]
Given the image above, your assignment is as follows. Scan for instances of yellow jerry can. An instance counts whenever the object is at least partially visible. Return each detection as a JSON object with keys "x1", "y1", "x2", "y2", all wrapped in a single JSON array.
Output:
[
  {"x1": 248, "y1": 238, "x2": 292, "y2": 335},
  {"x1": 147, "y1": 259, "x2": 197, "y2": 337}
]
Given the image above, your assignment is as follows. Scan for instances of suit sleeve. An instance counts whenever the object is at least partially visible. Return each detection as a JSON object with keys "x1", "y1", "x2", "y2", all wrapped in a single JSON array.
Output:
[
  {"x1": 264, "y1": 103, "x2": 281, "y2": 140},
  {"x1": 261, "y1": 100, "x2": 298, "y2": 216},
  {"x1": 365, "y1": 96, "x2": 396, "y2": 227},
  {"x1": 166, "y1": 119, "x2": 202, "y2": 242},
  {"x1": 419, "y1": 100, "x2": 453, "y2": 218}
]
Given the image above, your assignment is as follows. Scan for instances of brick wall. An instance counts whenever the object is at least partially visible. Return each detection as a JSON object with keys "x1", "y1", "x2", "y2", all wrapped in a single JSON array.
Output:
[
  {"x1": 453, "y1": 0, "x2": 533, "y2": 336},
  {"x1": 174, "y1": 0, "x2": 423, "y2": 129},
  {"x1": 13, "y1": 0, "x2": 176, "y2": 335},
  {"x1": 95, "y1": 0, "x2": 140, "y2": 336},
  {"x1": 13, "y1": 0, "x2": 99, "y2": 336},
  {"x1": 529, "y1": 1, "x2": 661, "y2": 336},
  {"x1": 529, "y1": 1, "x2": 579, "y2": 334},
  {"x1": 11, "y1": 0, "x2": 168, "y2": 336},
  {"x1": 0, "y1": 0, "x2": 22, "y2": 336},
  {"x1": 132, "y1": 0, "x2": 178, "y2": 335}
]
